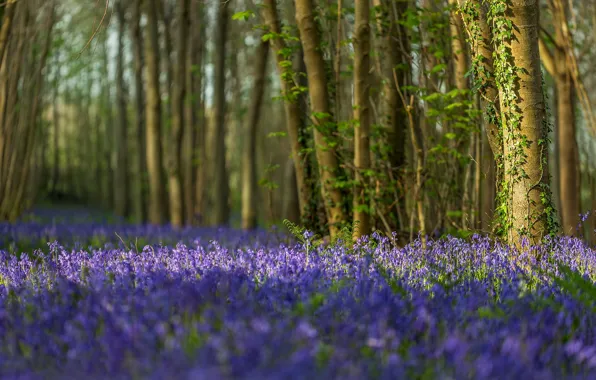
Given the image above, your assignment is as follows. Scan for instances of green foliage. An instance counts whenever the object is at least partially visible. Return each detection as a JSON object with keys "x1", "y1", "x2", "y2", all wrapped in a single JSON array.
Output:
[{"x1": 232, "y1": 10, "x2": 255, "y2": 21}]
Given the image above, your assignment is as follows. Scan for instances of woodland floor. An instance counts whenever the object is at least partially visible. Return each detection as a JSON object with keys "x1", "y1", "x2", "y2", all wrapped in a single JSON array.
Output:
[{"x1": 0, "y1": 206, "x2": 595, "y2": 379}]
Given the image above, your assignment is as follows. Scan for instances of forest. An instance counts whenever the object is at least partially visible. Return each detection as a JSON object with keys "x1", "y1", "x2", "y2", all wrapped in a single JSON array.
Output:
[{"x1": 0, "y1": 0, "x2": 595, "y2": 378}]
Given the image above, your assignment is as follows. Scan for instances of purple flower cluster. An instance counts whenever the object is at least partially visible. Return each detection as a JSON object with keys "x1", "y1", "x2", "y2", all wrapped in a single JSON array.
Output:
[{"x1": 0, "y1": 230, "x2": 595, "y2": 379}]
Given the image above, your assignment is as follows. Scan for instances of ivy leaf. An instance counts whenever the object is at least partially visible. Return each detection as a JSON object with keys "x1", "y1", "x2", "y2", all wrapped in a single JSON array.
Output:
[{"x1": 232, "y1": 10, "x2": 255, "y2": 21}]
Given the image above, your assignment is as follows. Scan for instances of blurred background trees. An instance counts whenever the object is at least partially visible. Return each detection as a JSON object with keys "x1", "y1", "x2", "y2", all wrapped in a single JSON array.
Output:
[{"x1": 0, "y1": 0, "x2": 595, "y2": 246}]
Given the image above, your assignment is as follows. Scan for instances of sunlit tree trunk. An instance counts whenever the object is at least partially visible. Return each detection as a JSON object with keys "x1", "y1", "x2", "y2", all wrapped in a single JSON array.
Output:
[
  {"x1": 353, "y1": 0, "x2": 371, "y2": 239},
  {"x1": 0, "y1": 0, "x2": 17, "y2": 71},
  {"x1": 167, "y1": 0, "x2": 190, "y2": 228},
  {"x1": 498, "y1": 0, "x2": 554, "y2": 245},
  {"x1": 145, "y1": 0, "x2": 167, "y2": 224},
  {"x1": 295, "y1": 0, "x2": 347, "y2": 238}
]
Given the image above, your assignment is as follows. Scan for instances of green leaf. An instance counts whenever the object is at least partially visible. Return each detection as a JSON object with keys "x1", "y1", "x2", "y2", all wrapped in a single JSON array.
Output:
[{"x1": 232, "y1": 10, "x2": 255, "y2": 21}]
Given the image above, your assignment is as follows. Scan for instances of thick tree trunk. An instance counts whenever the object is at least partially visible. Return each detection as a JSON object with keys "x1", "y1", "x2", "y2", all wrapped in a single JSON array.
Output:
[
  {"x1": 241, "y1": 39, "x2": 269, "y2": 230},
  {"x1": 295, "y1": 0, "x2": 347, "y2": 238},
  {"x1": 499, "y1": 0, "x2": 553, "y2": 245},
  {"x1": 114, "y1": 1, "x2": 129, "y2": 218},
  {"x1": 167, "y1": 0, "x2": 190, "y2": 228},
  {"x1": 211, "y1": 0, "x2": 231, "y2": 226},
  {"x1": 145, "y1": 0, "x2": 167, "y2": 224},
  {"x1": 353, "y1": 0, "x2": 371, "y2": 239}
]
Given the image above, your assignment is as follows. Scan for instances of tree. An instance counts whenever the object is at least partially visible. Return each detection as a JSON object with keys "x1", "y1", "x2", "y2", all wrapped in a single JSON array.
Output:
[
  {"x1": 295, "y1": 0, "x2": 347, "y2": 238},
  {"x1": 261, "y1": 0, "x2": 313, "y2": 224},
  {"x1": 144, "y1": 0, "x2": 167, "y2": 224},
  {"x1": 494, "y1": 0, "x2": 556, "y2": 245},
  {"x1": 353, "y1": 0, "x2": 371, "y2": 238},
  {"x1": 167, "y1": 0, "x2": 190, "y2": 228},
  {"x1": 539, "y1": 0, "x2": 580, "y2": 236},
  {"x1": 114, "y1": 0, "x2": 129, "y2": 218},
  {"x1": 131, "y1": 0, "x2": 147, "y2": 223},
  {"x1": 242, "y1": 38, "x2": 269, "y2": 230},
  {"x1": 211, "y1": 0, "x2": 231, "y2": 226}
]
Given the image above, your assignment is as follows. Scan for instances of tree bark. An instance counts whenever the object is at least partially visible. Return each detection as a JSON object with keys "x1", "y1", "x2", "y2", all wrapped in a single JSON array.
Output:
[
  {"x1": 242, "y1": 39, "x2": 269, "y2": 230},
  {"x1": 114, "y1": 0, "x2": 129, "y2": 218},
  {"x1": 353, "y1": 0, "x2": 371, "y2": 239},
  {"x1": 211, "y1": 0, "x2": 231, "y2": 226},
  {"x1": 295, "y1": 0, "x2": 347, "y2": 238},
  {"x1": 145, "y1": 0, "x2": 167, "y2": 224},
  {"x1": 552, "y1": 0, "x2": 580, "y2": 236},
  {"x1": 499, "y1": 0, "x2": 553, "y2": 245},
  {"x1": 372, "y1": 0, "x2": 408, "y2": 232},
  {"x1": 167, "y1": 0, "x2": 190, "y2": 228},
  {"x1": 261, "y1": 0, "x2": 313, "y2": 224},
  {"x1": 0, "y1": 0, "x2": 17, "y2": 71},
  {"x1": 131, "y1": 0, "x2": 146, "y2": 223}
]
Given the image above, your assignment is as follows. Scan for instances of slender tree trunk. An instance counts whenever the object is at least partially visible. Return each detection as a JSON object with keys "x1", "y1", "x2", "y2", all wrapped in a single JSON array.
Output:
[
  {"x1": 262, "y1": 0, "x2": 313, "y2": 224},
  {"x1": 465, "y1": 0, "x2": 503, "y2": 234},
  {"x1": 211, "y1": 0, "x2": 231, "y2": 226},
  {"x1": 100, "y1": 33, "x2": 114, "y2": 209},
  {"x1": 552, "y1": 0, "x2": 580, "y2": 236},
  {"x1": 131, "y1": 0, "x2": 146, "y2": 223},
  {"x1": 193, "y1": 3, "x2": 206, "y2": 225},
  {"x1": 50, "y1": 50, "x2": 60, "y2": 194},
  {"x1": 353, "y1": 0, "x2": 371, "y2": 239},
  {"x1": 498, "y1": 0, "x2": 554, "y2": 245},
  {"x1": 167, "y1": 0, "x2": 190, "y2": 228},
  {"x1": 283, "y1": 157, "x2": 301, "y2": 223},
  {"x1": 372, "y1": 0, "x2": 408, "y2": 232},
  {"x1": 183, "y1": 0, "x2": 202, "y2": 225},
  {"x1": 295, "y1": 0, "x2": 347, "y2": 238},
  {"x1": 114, "y1": 1, "x2": 129, "y2": 218},
  {"x1": 241, "y1": 39, "x2": 269, "y2": 230},
  {"x1": 0, "y1": 0, "x2": 17, "y2": 71},
  {"x1": 145, "y1": 0, "x2": 167, "y2": 224}
]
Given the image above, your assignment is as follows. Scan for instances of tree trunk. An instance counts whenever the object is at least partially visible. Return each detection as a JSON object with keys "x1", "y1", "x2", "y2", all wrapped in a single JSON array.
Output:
[
  {"x1": 183, "y1": 0, "x2": 202, "y2": 226},
  {"x1": 0, "y1": 0, "x2": 17, "y2": 71},
  {"x1": 353, "y1": 0, "x2": 371, "y2": 239},
  {"x1": 241, "y1": 39, "x2": 269, "y2": 230},
  {"x1": 552, "y1": 0, "x2": 580, "y2": 236},
  {"x1": 498, "y1": 0, "x2": 554, "y2": 245},
  {"x1": 211, "y1": 0, "x2": 231, "y2": 226},
  {"x1": 100, "y1": 32, "x2": 114, "y2": 209},
  {"x1": 114, "y1": 1, "x2": 129, "y2": 218},
  {"x1": 261, "y1": 0, "x2": 313, "y2": 224},
  {"x1": 295, "y1": 0, "x2": 347, "y2": 238},
  {"x1": 167, "y1": 0, "x2": 190, "y2": 228},
  {"x1": 131, "y1": 0, "x2": 146, "y2": 223},
  {"x1": 50, "y1": 50, "x2": 60, "y2": 194},
  {"x1": 145, "y1": 0, "x2": 167, "y2": 224},
  {"x1": 372, "y1": 0, "x2": 408, "y2": 232}
]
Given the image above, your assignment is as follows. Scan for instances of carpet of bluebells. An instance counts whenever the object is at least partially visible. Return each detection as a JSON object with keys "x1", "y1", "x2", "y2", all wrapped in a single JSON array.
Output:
[{"x1": 1, "y1": 209, "x2": 596, "y2": 379}]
